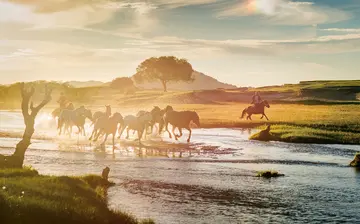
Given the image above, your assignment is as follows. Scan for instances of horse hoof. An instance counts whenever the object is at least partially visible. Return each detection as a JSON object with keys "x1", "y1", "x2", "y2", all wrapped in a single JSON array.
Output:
[{"x1": 187, "y1": 139, "x2": 190, "y2": 143}]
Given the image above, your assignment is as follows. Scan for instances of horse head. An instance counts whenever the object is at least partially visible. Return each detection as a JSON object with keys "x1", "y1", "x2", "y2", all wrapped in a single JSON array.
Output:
[
  {"x1": 76, "y1": 106, "x2": 87, "y2": 116},
  {"x1": 105, "y1": 105, "x2": 111, "y2": 116},
  {"x1": 191, "y1": 112, "x2": 200, "y2": 127},
  {"x1": 112, "y1": 112, "x2": 124, "y2": 124},
  {"x1": 263, "y1": 100, "x2": 270, "y2": 108},
  {"x1": 84, "y1": 109, "x2": 92, "y2": 120},
  {"x1": 66, "y1": 103, "x2": 74, "y2": 110},
  {"x1": 164, "y1": 105, "x2": 174, "y2": 112}
]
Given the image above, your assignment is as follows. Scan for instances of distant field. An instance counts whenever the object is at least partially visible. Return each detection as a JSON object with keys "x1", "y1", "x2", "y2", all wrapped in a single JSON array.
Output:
[{"x1": 1, "y1": 80, "x2": 360, "y2": 144}]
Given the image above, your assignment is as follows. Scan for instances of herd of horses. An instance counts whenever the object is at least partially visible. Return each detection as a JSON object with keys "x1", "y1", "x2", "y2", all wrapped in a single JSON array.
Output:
[
  {"x1": 51, "y1": 104, "x2": 201, "y2": 149},
  {"x1": 50, "y1": 100, "x2": 270, "y2": 150}
]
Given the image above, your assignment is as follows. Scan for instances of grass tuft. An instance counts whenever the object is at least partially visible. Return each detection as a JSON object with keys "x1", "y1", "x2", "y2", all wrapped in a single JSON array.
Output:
[
  {"x1": 256, "y1": 170, "x2": 285, "y2": 178},
  {"x1": 350, "y1": 152, "x2": 360, "y2": 167}
]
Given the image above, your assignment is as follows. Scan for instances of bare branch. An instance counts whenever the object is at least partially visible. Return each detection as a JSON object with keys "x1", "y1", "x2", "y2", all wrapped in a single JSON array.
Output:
[{"x1": 30, "y1": 85, "x2": 53, "y2": 117}]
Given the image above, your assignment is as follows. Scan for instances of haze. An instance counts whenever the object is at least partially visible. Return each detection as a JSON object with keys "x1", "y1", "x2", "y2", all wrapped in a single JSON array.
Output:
[{"x1": 1, "y1": 0, "x2": 360, "y2": 87}]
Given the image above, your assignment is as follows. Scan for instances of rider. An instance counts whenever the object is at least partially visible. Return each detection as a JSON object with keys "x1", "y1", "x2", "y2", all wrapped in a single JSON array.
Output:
[
  {"x1": 57, "y1": 92, "x2": 68, "y2": 109},
  {"x1": 251, "y1": 91, "x2": 262, "y2": 105}
]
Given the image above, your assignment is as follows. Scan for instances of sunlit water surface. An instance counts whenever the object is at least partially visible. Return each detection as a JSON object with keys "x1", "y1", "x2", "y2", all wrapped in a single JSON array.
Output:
[{"x1": 1, "y1": 111, "x2": 360, "y2": 223}]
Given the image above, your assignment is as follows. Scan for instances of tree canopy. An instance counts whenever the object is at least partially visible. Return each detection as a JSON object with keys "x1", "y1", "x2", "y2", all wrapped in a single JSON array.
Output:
[
  {"x1": 110, "y1": 77, "x2": 135, "y2": 91},
  {"x1": 133, "y1": 56, "x2": 194, "y2": 92}
]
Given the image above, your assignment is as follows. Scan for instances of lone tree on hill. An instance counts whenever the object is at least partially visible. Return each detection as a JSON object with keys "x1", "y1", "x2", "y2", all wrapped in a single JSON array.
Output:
[
  {"x1": 0, "y1": 83, "x2": 52, "y2": 168},
  {"x1": 133, "y1": 56, "x2": 194, "y2": 92},
  {"x1": 110, "y1": 77, "x2": 135, "y2": 91}
]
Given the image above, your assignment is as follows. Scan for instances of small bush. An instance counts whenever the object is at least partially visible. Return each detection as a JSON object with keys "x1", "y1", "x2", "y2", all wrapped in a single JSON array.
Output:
[{"x1": 256, "y1": 170, "x2": 285, "y2": 178}]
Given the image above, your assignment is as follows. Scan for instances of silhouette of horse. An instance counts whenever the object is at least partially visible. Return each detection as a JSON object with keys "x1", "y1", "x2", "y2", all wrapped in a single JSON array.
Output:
[
  {"x1": 241, "y1": 100, "x2": 270, "y2": 120},
  {"x1": 150, "y1": 106, "x2": 173, "y2": 135},
  {"x1": 117, "y1": 113, "x2": 151, "y2": 144},
  {"x1": 73, "y1": 109, "x2": 92, "y2": 136},
  {"x1": 51, "y1": 103, "x2": 74, "y2": 118},
  {"x1": 91, "y1": 112, "x2": 124, "y2": 150},
  {"x1": 162, "y1": 107, "x2": 200, "y2": 143},
  {"x1": 58, "y1": 106, "x2": 90, "y2": 136},
  {"x1": 91, "y1": 105, "x2": 112, "y2": 126}
]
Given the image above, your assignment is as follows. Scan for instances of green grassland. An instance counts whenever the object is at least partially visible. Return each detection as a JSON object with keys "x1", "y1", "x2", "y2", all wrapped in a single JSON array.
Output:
[{"x1": 0, "y1": 167, "x2": 154, "y2": 224}]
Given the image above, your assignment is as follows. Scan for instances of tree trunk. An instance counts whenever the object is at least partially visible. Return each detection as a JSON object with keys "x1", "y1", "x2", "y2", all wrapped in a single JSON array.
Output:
[
  {"x1": 0, "y1": 83, "x2": 52, "y2": 169},
  {"x1": 161, "y1": 80, "x2": 167, "y2": 92}
]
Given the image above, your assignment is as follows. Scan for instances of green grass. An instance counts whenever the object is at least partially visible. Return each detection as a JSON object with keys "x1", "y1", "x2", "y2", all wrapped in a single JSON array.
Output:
[
  {"x1": 256, "y1": 170, "x2": 285, "y2": 178},
  {"x1": 350, "y1": 152, "x2": 360, "y2": 167},
  {"x1": 0, "y1": 167, "x2": 154, "y2": 224},
  {"x1": 250, "y1": 124, "x2": 360, "y2": 145}
]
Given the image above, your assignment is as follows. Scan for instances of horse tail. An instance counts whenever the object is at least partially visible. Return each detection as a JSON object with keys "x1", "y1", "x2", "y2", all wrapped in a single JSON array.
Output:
[{"x1": 241, "y1": 108, "x2": 247, "y2": 119}]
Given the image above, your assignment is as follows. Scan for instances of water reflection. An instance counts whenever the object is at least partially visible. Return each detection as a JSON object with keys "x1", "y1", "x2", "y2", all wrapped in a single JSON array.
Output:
[{"x1": 1, "y1": 111, "x2": 360, "y2": 223}]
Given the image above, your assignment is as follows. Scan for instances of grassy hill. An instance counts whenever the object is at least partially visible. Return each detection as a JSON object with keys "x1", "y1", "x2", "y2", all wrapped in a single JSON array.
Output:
[{"x1": 0, "y1": 80, "x2": 359, "y2": 110}]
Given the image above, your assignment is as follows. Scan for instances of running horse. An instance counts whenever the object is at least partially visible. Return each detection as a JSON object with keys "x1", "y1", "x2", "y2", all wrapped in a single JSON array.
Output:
[
  {"x1": 162, "y1": 106, "x2": 200, "y2": 143},
  {"x1": 241, "y1": 100, "x2": 270, "y2": 120}
]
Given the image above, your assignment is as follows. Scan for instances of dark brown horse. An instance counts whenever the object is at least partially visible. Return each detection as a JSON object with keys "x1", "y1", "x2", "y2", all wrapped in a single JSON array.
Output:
[
  {"x1": 162, "y1": 107, "x2": 200, "y2": 143},
  {"x1": 241, "y1": 100, "x2": 270, "y2": 120}
]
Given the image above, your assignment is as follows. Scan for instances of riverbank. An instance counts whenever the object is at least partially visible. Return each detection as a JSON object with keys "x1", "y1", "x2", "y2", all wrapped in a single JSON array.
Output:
[
  {"x1": 0, "y1": 167, "x2": 153, "y2": 224},
  {"x1": 250, "y1": 124, "x2": 360, "y2": 145}
]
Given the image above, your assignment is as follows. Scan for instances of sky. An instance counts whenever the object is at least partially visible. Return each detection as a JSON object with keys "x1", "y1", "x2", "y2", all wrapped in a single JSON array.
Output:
[{"x1": 1, "y1": 0, "x2": 360, "y2": 87}]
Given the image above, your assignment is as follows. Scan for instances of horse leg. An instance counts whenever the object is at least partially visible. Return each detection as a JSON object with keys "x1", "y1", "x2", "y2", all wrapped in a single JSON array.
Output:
[
  {"x1": 172, "y1": 126, "x2": 178, "y2": 140},
  {"x1": 165, "y1": 122, "x2": 172, "y2": 139},
  {"x1": 186, "y1": 127, "x2": 192, "y2": 143},
  {"x1": 263, "y1": 113, "x2": 269, "y2": 120},
  {"x1": 118, "y1": 127, "x2": 125, "y2": 139},
  {"x1": 101, "y1": 133, "x2": 109, "y2": 145},
  {"x1": 126, "y1": 128, "x2": 130, "y2": 139},
  {"x1": 138, "y1": 130, "x2": 143, "y2": 146},
  {"x1": 112, "y1": 133, "x2": 116, "y2": 151},
  {"x1": 89, "y1": 128, "x2": 96, "y2": 140},
  {"x1": 247, "y1": 115, "x2": 252, "y2": 121},
  {"x1": 176, "y1": 128, "x2": 183, "y2": 139},
  {"x1": 93, "y1": 129, "x2": 101, "y2": 142}
]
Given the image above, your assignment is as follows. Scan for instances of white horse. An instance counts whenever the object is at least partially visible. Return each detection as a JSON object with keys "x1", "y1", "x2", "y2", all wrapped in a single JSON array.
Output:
[
  {"x1": 91, "y1": 112, "x2": 124, "y2": 150},
  {"x1": 117, "y1": 112, "x2": 152, "y2": 144}
]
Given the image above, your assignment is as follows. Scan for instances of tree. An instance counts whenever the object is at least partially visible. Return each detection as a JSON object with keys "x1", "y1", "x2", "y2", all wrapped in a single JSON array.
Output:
[
  {"x1": 110, "y1": 77, "x2": 135, "y2": 91},
  {"x1": 133, "y1": 56, "x2": 194, "y2": 92},
  {"x1": 0, "y1": 83, "x2": 52, "y2": 168}
]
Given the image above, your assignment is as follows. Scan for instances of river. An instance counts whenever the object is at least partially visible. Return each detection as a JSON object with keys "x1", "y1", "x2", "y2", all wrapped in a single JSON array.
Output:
[{"x1": 1, "y1": 111, "x2": 360, "y2": 223}]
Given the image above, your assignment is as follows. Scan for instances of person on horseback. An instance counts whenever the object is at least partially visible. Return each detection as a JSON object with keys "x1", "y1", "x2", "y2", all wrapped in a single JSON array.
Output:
[
  {"x1": 57, "y1": 92, "x2": 68, "y2": 109},
  {"x1": 251, "y1": 91, "x2": 262, "y2": 105}
]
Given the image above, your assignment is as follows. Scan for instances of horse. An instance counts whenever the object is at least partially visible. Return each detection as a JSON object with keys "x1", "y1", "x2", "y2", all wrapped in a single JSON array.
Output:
[
  {"x1": 72, "y1": 109, "x2": 92, "y2": 136},
  {"x1": 158, "y1": 105, "x2": 174, "y2": 135},
  {"x1": 57, "y1": 106, "x2": 88, "y2": 137},
  {"x1": 162, "y1": 107, "x2": 200, "y2": 143},
  {"x1": 117, "y1": 113, "x2": 150, "y2": 144},
  {"x1": 150, "y1": 106, "x2": 173, "y2": 135},
  {"x1": 91, "y1": 112, "x2": 124, "y2": 150},
  {"x1": 91, "y1": 105, "x2": 112, "y2": 126},
  {"x1": 241, "y1": 100, "x2": 270, "y2": 120},
  {"x1": 51, "y1": 103, "x2": 74, "y2": 118}
]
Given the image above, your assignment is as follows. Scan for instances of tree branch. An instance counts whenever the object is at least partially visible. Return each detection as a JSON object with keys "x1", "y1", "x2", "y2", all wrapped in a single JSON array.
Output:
[{"x1": 30, "y1": 85, "x2": 52, "y2": 117}]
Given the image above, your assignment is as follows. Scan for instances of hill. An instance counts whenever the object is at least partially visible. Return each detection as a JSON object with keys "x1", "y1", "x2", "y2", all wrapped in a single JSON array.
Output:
[
  {"x1": 134, "y1": 71, "x2": 237, "y2": 90},
  {"x1": 66, "y1": 80, "x2": 105, "y2": 88}
]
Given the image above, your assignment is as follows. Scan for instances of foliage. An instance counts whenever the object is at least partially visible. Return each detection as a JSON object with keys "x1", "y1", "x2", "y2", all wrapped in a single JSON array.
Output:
[
  {"x1": 110, "y1": 77, "x2": 135, "y2": 92},
  {"x1": 256, "y1": 170, "x2": 284, "y2": 178},
  {"x1": 133, "y1": 56, "x2": 194, "y2": 92},
  {"x1": 0, "y1": 169, "x2": 154, "y2": 224},
  {"x1": 350, "y1": 152, "x2": 360, "y2": 167}
]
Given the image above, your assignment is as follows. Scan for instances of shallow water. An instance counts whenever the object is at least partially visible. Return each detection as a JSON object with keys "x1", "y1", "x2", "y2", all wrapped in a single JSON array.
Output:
[{"x1": 1, "y1": 111, "x2": 360, "y2": 223}]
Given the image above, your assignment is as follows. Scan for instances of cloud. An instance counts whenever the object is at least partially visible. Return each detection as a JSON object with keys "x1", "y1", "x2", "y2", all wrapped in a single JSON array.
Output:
[
  {"x1": 217, "y1": 0, "x2": 351, "y2": 25},
  {"x1": 0, "y1": 1, "x2": 120, "y2": 28},
  {"x1": 322, "y1": 28, "x2": 360, "y2": 33},
  {"x1": 122, "y1": 32, "x2": 360, "y2": 57}
]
